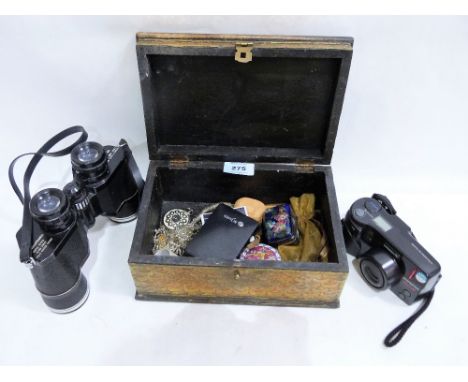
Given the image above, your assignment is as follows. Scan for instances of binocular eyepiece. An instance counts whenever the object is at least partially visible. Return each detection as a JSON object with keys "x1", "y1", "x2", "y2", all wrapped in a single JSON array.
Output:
[
  {"x1": 30, "y1": 188, "x2": 74, "y2": 235},
  {"x1": 71, "y1": 141, "x2": 108, "y2": 184},
  {"x1": 16, "y1": 134, "x2": 144, "y2": 314}
]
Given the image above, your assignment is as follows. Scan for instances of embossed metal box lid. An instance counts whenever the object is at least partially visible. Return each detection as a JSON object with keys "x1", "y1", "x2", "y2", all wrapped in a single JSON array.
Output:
[{"x1": 136, "y1": 33, "x2": 353, "y2": 164}]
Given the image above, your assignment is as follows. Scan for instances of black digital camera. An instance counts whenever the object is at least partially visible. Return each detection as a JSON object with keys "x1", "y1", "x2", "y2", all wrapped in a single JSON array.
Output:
[
  {"x1": 342, "y1": 194, "x2": 441, "y2": 305},
  {"x1": 12, "y1": 128, "x2": 144, "y2": 313}
]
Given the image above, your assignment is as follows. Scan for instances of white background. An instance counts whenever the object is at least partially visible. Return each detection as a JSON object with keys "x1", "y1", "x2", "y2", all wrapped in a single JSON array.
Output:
[{"x1": 0, "y1": 16, "x2": 467, "y2": 365}]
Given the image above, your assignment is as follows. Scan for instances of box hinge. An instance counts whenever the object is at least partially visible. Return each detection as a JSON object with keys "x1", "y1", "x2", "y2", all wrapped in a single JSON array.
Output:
[
  {"x1": 295, "y1": 160, "x2": 315, "y2": 173},
  {"x1": 169, "y1": 157, "x2": 189, "y2": 170},
  {"x1": 235, "y1": 42, "x2": 253, "y2": 63}
]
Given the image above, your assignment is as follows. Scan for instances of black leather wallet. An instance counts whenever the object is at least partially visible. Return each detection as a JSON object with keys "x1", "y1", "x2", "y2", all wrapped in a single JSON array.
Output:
[{"x1": 185, "y1": 204, "x2": 259, "y2": 260}]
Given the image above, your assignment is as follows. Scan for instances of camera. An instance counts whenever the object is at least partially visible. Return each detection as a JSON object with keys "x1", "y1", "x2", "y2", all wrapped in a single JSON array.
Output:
[
  {"x1": 342, "y1": 194, "x2": 441, "y2": 305},
  {"x1": 13, "y1": 130, "x2": 144, "y2": 313}
]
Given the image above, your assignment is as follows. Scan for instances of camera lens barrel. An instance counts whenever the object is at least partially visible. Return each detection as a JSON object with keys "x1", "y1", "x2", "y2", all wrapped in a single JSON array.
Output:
[
  {"x1": 30, "y1": 188, "x2": 74, "y2": 234},
  {"x1": 71, "y1": 141, "x2": 108, "y2": 184},
  {"x1": 359, "y1": 248, "x2": 401, "y2": 290}
]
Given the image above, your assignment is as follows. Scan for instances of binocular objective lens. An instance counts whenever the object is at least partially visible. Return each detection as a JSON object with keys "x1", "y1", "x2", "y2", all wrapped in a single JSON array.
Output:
[{"x1": 36, "y1": 192, "x2": 61, "y2": 215}]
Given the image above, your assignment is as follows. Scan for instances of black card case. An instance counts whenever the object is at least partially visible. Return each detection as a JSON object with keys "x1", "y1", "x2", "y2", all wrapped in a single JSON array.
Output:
[{"x1": 185, "y1": 204, "x2": 259, "y2": 260}]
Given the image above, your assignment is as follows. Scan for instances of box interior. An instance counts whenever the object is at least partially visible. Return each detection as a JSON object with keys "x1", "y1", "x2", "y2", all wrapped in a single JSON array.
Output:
[
  {"x1": 148, "y1": 54, "x2": 340, "y2": 159},
  {"x1": 139, "y1": 164, "x2": 340, "y2": 265}
]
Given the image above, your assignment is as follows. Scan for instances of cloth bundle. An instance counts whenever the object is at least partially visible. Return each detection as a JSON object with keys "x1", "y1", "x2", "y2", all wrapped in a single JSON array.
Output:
[{"x1": 278, "y1": 193, "x2": 329, "y2": 262}]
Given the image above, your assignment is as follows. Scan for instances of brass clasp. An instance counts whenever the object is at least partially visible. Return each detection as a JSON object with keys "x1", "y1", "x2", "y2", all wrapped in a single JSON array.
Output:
[{"x1": 235, "y1": 43, "x2": 253, "y2": 63}]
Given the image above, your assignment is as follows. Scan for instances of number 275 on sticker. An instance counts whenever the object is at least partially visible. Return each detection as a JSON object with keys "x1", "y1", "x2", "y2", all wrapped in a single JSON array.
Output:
[{"x1": 223, "y1": 162, "x2": 255, "y2": 176}]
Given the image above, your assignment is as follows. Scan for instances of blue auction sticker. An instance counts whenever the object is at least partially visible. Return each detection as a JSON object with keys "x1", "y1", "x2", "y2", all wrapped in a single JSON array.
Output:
[{"x1": 415, "y1": 271, "x2": 428, "y2": 284}]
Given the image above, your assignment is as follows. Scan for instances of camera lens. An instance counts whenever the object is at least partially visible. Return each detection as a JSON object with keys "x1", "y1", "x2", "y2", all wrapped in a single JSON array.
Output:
[
  {"x1": 359, "y1": 248, "x2": 401, "y2": 290},
  {"x1": 361, "y1": 260, "x2": 385, "y2": 289},
  {"x1": 30, "y1": 188, "x2": 74, "y2": 234}
]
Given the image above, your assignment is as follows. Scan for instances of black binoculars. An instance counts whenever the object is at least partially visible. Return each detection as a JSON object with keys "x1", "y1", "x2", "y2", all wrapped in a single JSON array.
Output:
[{"x1": 11, "y1": 128, "x2": 144, "y2": 313}]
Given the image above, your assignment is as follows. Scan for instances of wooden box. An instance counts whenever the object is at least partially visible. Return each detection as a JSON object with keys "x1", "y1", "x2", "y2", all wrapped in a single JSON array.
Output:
[{"x1": 129, "y1": 33, "x2": 353, "y2": 308}]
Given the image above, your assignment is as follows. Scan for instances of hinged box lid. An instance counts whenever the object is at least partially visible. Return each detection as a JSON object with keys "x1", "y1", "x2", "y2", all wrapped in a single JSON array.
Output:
[{"x1": 136, "y1": 33, "x2": 353, "y2": 165}]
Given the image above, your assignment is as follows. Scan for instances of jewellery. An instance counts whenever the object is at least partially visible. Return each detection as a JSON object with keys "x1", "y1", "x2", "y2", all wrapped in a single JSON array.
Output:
[
  {"x1": 163, "y1": 209, "x2": 190, "y2": 230},
  {"x1": 240, "y1": 244, "x2": 281, "y2": 261},
  {"x1": 154, "y1": 249, "x2": 177, "y2": 257},
  {"x1": 246, "y1": 232, "x2": 262, "y2": 249}
]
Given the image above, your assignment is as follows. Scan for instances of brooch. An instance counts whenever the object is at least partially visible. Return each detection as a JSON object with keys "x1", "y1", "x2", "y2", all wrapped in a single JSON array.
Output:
[{"x1": 163, "y1": 209, "x2": 191, "y2": 230}]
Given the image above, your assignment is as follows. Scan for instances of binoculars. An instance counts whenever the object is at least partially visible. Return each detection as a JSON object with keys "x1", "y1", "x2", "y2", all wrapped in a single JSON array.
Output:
[{"x1": 12, "y1": 128, "x2": 144, "y2": 313}]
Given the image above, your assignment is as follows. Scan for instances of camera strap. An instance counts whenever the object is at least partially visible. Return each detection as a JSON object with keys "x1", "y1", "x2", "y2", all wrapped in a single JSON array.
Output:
[
  {"x1": 384, "y1": 290, "x2": 435, "y2": 347},
  {"x1": 8, "y1": 126, "x2": 88, "y2": 264}
]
